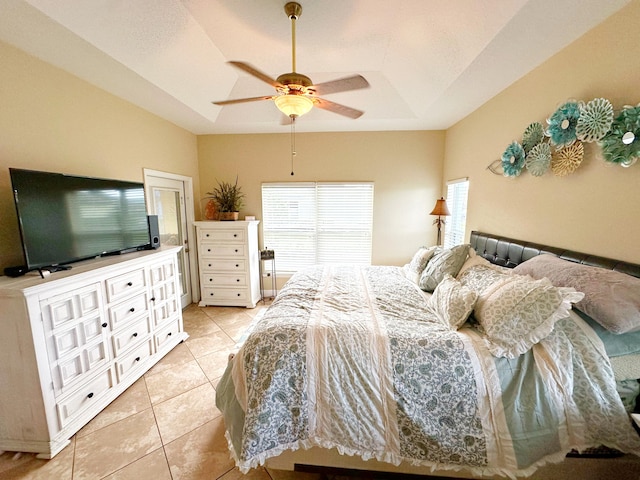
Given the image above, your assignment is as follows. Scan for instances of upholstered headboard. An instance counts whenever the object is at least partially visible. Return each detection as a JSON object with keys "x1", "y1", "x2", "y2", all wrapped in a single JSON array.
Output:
[{"x1": 469, "y1": 230, "x2": 640, "y2": 279}]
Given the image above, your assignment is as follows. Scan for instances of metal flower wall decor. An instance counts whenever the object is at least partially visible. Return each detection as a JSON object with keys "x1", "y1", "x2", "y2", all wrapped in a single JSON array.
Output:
[{"x1": 489, "y1": 97, "x2": 639, "y2": 178}]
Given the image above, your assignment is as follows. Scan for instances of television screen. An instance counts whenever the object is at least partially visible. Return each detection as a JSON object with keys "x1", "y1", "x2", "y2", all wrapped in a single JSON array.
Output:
[{"x1": 10, "y1": 168, "x2": 150, "y2": 270}]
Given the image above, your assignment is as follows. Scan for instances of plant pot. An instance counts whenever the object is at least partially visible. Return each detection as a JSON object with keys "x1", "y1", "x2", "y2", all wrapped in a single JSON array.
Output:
[
  {"x1": 218, "y1": 211, "x2": 239, "y2": 221},
  {"x1": 204, "y1": 199, "x2": 217, "y2": 220}
]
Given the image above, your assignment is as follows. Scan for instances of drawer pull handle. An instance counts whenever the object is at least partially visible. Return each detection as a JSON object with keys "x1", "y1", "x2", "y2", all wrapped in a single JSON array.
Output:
[
  {"x1": 129, "y1": 307, "x2": 135, "y2": 313},
  {"x1": 87, "y1": 392, "x2": 94, "y2": 399},
  {"x1": 102, "y1": 322, "x2": 108, "y2": 328},
  {"x1": 135, "y1": 356, "x2": 141, "y2": 362},
  {"x1": 127, "y1": 282, "x2": 133, "y2": 287},
  {"x1": 133, "y1": 332, "x2": 138, "y2": 337},
  {"x1": 151, "y1": 297, "x2": 156, "y2": 302},
  {"x1": 168, "y1": 332, "x2": 172, "y2": 337}
]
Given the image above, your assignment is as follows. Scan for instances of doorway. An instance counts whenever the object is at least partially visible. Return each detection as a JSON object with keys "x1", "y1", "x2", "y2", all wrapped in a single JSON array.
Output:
[{"x1": 143, "y1": 169, "x2": 197, "y2": 308}]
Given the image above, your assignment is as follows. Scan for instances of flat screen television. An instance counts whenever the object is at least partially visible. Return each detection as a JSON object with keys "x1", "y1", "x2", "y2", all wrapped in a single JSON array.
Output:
[{"x1": 10, "y1": 168, "x2": 151, "y2": 271}]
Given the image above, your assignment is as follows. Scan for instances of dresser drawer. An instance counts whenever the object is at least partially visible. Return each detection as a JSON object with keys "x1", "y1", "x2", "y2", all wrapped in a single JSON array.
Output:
[
  {"x1": 111, "y1": 315, "x2": 151, "y2": 356},
  {"x1": 199, "y1": 243, "x2": 246, "y2": 258},
  {"x1": 154, "y1": 319, "x2": 182, "y2": 352},
  {"x1": 201, "y1": 273, "x2": 247, "y2": 287},
  {"x1": 56, "y1": 367, "x2": 115, "y2": 428},
  {"x1": 199, "y1": 228, "x2": 245, "y2": 243},
  {"x1": 115, "y1": 339, "x2": 154, "y2": 382},
  {"x1": 108, "y1": 293, "x2": 149, "y2": 330},
  {"x1": 201, "y1": 259, "x2": 246, "y2": 272},
  {"x1": 105, "y1": 268, "x2": 146, "y2": 302},
  {"x1": 201, "y1": 287, "x2": 249, "y2": 302}
]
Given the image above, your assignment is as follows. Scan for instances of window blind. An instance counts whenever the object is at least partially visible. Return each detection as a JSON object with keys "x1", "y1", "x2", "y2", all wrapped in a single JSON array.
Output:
[
  {"x1": 262, "y1": 182, "x2": 374, "y2": 273},
  {"x1": 444, "y1": 178, "x2": 469, "y2": 248}
]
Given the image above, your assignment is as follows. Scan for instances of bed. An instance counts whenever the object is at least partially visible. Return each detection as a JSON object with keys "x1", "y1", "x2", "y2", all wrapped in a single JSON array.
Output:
[{"x1": 215, "y1": 231, "x2": 640, "y2": 478}]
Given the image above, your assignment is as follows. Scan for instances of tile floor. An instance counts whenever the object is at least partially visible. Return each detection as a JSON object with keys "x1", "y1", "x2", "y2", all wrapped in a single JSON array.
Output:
[{"x1": 0, "y1": 302, "x2": 325, "y2": 480}]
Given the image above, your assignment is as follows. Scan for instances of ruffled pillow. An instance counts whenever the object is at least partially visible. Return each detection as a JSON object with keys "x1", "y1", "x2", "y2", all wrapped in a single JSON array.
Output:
[
  {"x1": 474, "y1": 274, "x2": 584, "y2": 358},
  {"x1": 402, "y1": 246, "x2": 438, "y2": 284},
  {"x1": 513, "y1": 254, "x2": 640, "y2": 334},
  {"x1": 426, "y1": 274, "x2": 478, "y2": 329},
  {"x1": 419, "y1": 244, "x2": 470, "y2": 292}
]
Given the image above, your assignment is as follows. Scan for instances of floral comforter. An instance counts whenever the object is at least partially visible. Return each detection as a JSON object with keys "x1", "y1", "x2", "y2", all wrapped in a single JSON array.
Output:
[{"x1": 216, "y1": 265, "x2": 640, "y2": 477}]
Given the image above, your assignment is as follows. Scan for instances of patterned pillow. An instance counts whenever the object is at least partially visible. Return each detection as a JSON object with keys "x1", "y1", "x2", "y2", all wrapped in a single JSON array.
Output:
[
  {"x1": 458, "y1": 264, "x2": 509, "y2": 295},
  {"x1": 474, "y1": 274, "x2": 584, "y2": 358},
  {"x1": 419, "y1": 244, "x2": 470, "y2": 292},
  {"x1": 426, "y1": 274, "x2": 478, "y2": 329},
  {"x1": 402, "y1": 246, "x2": 439, "y2": 283}
]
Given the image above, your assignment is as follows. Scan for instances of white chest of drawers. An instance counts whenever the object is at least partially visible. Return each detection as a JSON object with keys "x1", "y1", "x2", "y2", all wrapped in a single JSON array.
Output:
[
  {"x1": 194, "y1": 220, "x2": 261, "y2": 308},
  {"x1": 0, "y1": 247, "x2": 187, "y2": 458}
]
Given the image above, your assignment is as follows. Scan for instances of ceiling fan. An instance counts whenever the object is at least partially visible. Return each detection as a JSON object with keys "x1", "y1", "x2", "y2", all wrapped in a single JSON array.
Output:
[{"x1": 213, "y1": 1, "x2": 370, "y2": 120}]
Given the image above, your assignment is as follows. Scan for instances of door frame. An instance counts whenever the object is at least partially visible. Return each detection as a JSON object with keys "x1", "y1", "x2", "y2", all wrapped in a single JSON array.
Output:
[{"x1": 143, "y1": 168, "x2": 200, "y2": 306}]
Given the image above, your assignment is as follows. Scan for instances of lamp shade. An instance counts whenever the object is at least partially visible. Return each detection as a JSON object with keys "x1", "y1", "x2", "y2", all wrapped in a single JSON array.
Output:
[
  {"x1": 430, "y1": 197, "x2": 451, "y2": 216},
  {"x1": 274, "y1": 94, "x2": 314, "y2": 117}
]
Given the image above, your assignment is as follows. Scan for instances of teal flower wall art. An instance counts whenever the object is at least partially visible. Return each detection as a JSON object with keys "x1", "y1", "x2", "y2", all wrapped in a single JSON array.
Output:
[
  {"x1": 599, "y1": 104, "x2": 640, "y2": 167},
  {"x1": 546, "y1": 101, "x2": 582, "y2": 150}
]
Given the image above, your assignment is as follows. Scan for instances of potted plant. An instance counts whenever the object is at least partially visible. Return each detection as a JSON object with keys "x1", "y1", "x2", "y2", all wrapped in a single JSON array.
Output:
[{"x1": 205, "y1": 176, "x2": 245, "y2": 221}]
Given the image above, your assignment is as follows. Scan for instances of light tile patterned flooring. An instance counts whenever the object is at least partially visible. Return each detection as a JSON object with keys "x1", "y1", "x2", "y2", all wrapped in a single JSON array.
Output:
[{"x1": 0, "y1": 303, "x2": 324, "y2": 480}]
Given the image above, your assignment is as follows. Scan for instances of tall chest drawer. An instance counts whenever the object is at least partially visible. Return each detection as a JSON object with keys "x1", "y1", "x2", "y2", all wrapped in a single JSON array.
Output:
[{"x1": 198, "y1": 229, "x2": 245, "y2": 243}]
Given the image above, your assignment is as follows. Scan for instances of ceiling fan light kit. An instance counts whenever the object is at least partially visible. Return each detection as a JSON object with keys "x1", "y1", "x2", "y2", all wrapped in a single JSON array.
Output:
[{"x1": 274, "y1": 94, "x2": 313, "y2": 118}]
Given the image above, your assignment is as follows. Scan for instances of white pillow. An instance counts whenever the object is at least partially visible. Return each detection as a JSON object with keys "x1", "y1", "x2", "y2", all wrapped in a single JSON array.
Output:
[
  {"x1": 474, "y1": 274, "x2": 584, "y2": 358},
  {"x1": 402, "y1": 246, "x2": 438, "y2": 284},
  {"x1": 426, "y1": 274, "x2": 478, "y2": 329},
  {"x1": 419, "y1": 244, "x2": 470, "y2": 292}
]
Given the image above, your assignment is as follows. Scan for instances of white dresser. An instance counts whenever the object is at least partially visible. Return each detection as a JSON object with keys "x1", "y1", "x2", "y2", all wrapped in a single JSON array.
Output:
[
  {"x1": 194, "y1": 220, "x2": 261, "y2": 308},
  {"x1": 0, "y1": 246, "x2": 187, "y2": 458}
]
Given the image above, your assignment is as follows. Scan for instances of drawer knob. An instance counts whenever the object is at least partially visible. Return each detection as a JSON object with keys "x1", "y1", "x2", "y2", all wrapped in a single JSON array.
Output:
[
  {"x1": 151, "y1": 297, "x2": 156, "y2": 302},
  {"x1": 129, "y1": 307, "x2": 135, "y2": 313},
  {"x1": 135, "y1": 356, "x2": 141, "y2": 362},
  {"x1": 235, "y1": 264, "x2": 239, "y2": 268},
  {"x1": 237, "y1": 293, "x2": 241, "y2": 297},
  {"x1": 236, "y1": 279, "x2": 240, "y2": 282},
  {"x1": 208, "y1": 264, "x2": 212, "y2": 267},
  {"x1": 87, "y1": 392, "x2": 94, "y2": 399},
  {"x1": 206, "y1": 234, "x2": 210, "y2": 237},
  {"x1": 127, "y1": 282, "x2": 133, "y2": 287},
  {"x1": 133, "y1": 332, "x2": 138, "y2": 337},
  {"x1": 207, "y1": 249, "x2": 211, "y2": 252},
  {"x1": 168, "y1": 332, "x2": 172, "y2": 336},
  {"x1": 102, "y1": 322, "x2": 108, "y2": 328},
  {"x1": 209, "y1": 278, "x2": 213, "y2": 282},
  {"x1": 235, "y1": 249, "x2": 238, "y2": 253},
  {"x1": 209, "y1": 293, "x2": 214, "y2": 296},
  {"x1": 233, "y1": 234, "x2": 238, "y2": 237}
]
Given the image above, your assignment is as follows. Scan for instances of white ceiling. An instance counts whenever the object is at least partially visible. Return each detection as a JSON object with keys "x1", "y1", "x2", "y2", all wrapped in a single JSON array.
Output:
[{"x1": 0, "y1": 0, "x2": 630, "y2": 134}]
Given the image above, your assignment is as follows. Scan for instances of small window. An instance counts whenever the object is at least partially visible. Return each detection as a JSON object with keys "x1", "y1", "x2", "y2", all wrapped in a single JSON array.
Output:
[
  {"x1": 262, "y1": 182, "x2": 374, "y2": 273},
  {"x1": 443, "y1": 178, "x2": 469, "y2": 248}
]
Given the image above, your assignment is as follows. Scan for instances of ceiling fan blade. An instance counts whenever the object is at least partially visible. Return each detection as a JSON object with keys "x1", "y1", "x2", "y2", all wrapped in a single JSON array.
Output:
[
  {"x1": 213, "y1": 95, "x2": 274, "y2": 106},
  {"x1": 228, "y1": 61, "x2": 283, "y2": 89},
  {"x1": 311, "y1": 75, "x2": 369, "y2": 96},
  {"x1": 313, "y1": 98, "x2": 364, "y2": 119}
]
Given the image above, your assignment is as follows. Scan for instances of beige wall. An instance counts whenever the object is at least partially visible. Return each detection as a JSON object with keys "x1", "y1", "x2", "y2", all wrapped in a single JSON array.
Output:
[
  {"x1": 0, "y1": 41, "x2": 200, "y2": 271},
  {"x1": 198, "y1": 130, "x2": 445, "y2": 268},
  {"x1": 444, "y1": 1, "x2": 640, "y2": 264}
]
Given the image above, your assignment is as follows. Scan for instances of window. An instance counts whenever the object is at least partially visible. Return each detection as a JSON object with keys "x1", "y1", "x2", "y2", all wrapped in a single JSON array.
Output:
[
  {"x1": 443, "y1": 178, "x2": 469, "y2": 248},
  {"x1": 262, "y1": 182, "x2": 374, "y2": 273}
]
